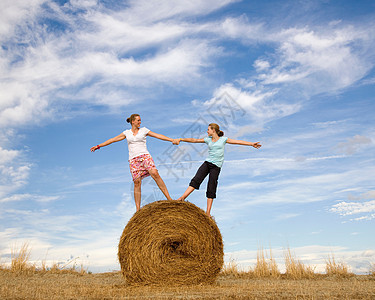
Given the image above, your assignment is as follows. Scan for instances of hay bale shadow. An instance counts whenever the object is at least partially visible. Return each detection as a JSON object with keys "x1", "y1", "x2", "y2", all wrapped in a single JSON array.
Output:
[{"x1": 118, "y1": 200, "x2": 223, "y2": 286}]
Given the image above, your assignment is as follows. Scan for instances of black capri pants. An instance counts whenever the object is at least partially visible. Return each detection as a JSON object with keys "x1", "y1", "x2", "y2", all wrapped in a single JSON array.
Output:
[{"x1": 189, "y1": 161, "x2": 221, "y2": 199}]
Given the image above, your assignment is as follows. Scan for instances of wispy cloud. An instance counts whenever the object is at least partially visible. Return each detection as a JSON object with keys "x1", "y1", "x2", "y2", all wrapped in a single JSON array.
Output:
[
  {"x1": 0, "y1": 193, "x2": 60, "y2": 203},
  {"x1": 215, "y1": 162, "x2": 375, "y2": 220},
  {"x1": 200, "y1": 17, "x2": 375, "y2": 128},
  {"x1": 336, "y1": 135, "x2": 373, "y2": 155},
  {"x1": 202, "y1": 83, "x2": 302, "y2": 125},
  {"x1": 2, "y1": 1, "x2": 375, "y2": 130},
  {"x1": 330, "y1": 190, "x2": 375, "y2": 221},
  {"x1": 0, "y1": 146, "x2": 31, "y2": 198},
  {"x1": 0, "y1": 192, "x2": 135, "y2": 272},
  {"x1": 113, "y1": 0, "x2": 238, "y2": 24},
  {"x1": 265, "y1": 23, "x2": 374, "y2": 90},
  {"x1": 0, "y1": 0, "x2": 45, "y2": 39},
  {"x1": 0, "y1": 1, "x2": 233, "y2": 129}
]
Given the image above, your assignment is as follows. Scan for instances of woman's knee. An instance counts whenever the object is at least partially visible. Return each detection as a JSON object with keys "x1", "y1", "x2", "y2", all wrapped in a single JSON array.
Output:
[
  {"x1": 149, "y1": 168, "x2": 160, "y2": 178},
  {"x1": 134, "y1": 178, "x2": 142, "y2": 186}
]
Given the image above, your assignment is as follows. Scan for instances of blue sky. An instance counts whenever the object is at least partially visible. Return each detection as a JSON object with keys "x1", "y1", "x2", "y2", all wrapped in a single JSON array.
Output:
[{"x1": 1, "y1": 0, "x2": 374, "y2": 273}]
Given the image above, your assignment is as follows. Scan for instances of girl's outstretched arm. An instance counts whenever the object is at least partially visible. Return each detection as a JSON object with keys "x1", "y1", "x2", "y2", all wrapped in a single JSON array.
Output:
[
  {"x1": 90, "y1": 133, "x2": 126, "y2": 152},
  {"x1": 227, "y1": 138, "x2": 261, "y2": 149},
  {"x1": 180, "y1": 138, "x2": 205, "y2": 143}
]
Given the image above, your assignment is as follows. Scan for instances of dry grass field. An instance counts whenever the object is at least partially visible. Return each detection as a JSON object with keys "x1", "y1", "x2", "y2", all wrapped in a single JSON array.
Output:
[{"x1": 1, "y1": 244, "x2": 375, "y2": 299}]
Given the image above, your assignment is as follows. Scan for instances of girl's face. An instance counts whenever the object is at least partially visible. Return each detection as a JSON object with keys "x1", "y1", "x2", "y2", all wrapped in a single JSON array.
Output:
[
  {"x1": 207, "y1": 126, "x2": 215, "y2": 136},
  {"x1": 133, "y1": 116, "x2": 141, "y2": 128}
]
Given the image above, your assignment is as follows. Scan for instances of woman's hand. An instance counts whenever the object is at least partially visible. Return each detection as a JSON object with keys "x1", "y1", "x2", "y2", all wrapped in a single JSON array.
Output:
[
  {"x1": 90, "y1": 145, "x2": 100, "y2": 152},
  {"x1": 172, "y1": 138, "x2": 181, "y2": 145}
]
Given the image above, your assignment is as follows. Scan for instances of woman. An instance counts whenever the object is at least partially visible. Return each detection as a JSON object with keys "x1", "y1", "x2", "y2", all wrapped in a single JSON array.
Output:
[
  {"x1": 176, "y1": 123, "x2": 261, "y2": 217},
  {"x1": 90, "y1": 114, "x2": 178, "y2": 211}
]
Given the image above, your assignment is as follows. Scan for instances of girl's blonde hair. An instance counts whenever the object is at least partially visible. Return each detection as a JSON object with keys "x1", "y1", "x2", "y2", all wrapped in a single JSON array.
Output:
[
  {"x1": 126, "y1": 114, "x2": 140, "y2": 124},
  {"x1": 209, "y1": 123, "x2": 224, "y2": 137}
]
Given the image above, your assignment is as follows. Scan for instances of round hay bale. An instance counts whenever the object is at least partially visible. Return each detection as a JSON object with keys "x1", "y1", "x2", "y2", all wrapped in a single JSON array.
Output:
[{"x1": 118, "y1": 200, "x2": 224, "y2": 285}]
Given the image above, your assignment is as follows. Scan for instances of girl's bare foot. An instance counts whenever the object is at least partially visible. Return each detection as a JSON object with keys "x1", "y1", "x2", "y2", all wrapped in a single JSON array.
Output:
[{"x1": 208, "y1": 214, "x2": 215, "y2": 221}]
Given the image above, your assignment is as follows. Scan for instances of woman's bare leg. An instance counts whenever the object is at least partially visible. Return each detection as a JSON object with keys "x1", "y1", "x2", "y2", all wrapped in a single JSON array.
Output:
[
  {"x1": 133, "y1": 178, "x2": 142, "y2": 211},
  {"x1": 177, "y1": 186, "x2": 195, "y2": 201},
  {"x1": 149, "y1": 169, "x2": 173, "y2": 200},
  {"x1": 206, "y1": 198, "x2": 213, "y2": 217}
]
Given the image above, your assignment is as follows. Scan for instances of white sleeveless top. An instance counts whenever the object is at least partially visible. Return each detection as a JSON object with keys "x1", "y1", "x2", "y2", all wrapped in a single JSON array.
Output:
[{"x1": 123, "y1": 127, "x2": 150, "y2": 160}]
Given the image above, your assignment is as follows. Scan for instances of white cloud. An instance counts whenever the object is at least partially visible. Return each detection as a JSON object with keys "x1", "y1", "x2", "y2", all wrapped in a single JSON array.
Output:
[
  {"x1": 274, "y1": 213, "x2": 300, "y2": 221},
  {"x1": 202, "y1": 83, "x2": 301, "y2": 125},
  {"x1": 254, "y1": 59, "x2": 270, "y2": 71},
  {"x1": 1, "y1": 3, "x2": 224, "y2": 128},
  {"x1": 0, "y1": 147, "x2": 19, "y2": 164},
  {"x1": 206, "y1": 19, "x2": 375, "y2": 131},
  {"x1": 215, "y1": 162, "x2": 375, "y2": 218},
  {"x1": 78, "y1": 13, "x2": 191, "y2": 52},
  {"x1": 330, "y1": 190, "x2": 375, "y2": 221},
  {"x1": 0, "y1": 193, "x2": 135, "y2": 272},
  {"x1": 0, "y1": 147, "x2": 31, "y2": 199},
  {"x1": 262, "y1": 26, "x2": 373, "y2": 92},
  {"x1": 331, "y1": 200, "x2": 375, "y2": 216},
  {"x1": 0, "y1": 194, "x2": 60, "y2": 203},
  {"x1": 0, "y1": 0, "x2": 46, "y2": 39},
  {"x1": 118, "y1": 0, "x2": 238, "y2": 24},
  {"x1": 360, "y1": 76, "x2": 375, "y2": 86},
  {"x1": 336, "y1": 135, "x2": 373, "y2": 155},
  {"x1": 1, "y1": 1, "x2": 374, "y2": 131},
  {"x1": 195, "y1": 20, "x2": 375, "y2": 129},
  {"x1": 312, "y1": 120, "x2": 347, "y2": 128},
  {"x1": 218, "y1": 16, "x2": 263, "y2": 40},
  {"x1": 68, "y1": 0, "x2": 97, "y2": 9}
]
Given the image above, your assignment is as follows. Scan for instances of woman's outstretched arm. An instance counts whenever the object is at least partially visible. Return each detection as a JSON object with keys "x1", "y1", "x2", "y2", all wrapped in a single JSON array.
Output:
[
  {"x1": 147, "y1": 131, "x2": 178, "y2": 143},
  {"x1": 226, "y1": 138, "x2": 261, "y2": 149},
  {"x1": 90, "y1": 133, "x2": 126, "y2": 152}
]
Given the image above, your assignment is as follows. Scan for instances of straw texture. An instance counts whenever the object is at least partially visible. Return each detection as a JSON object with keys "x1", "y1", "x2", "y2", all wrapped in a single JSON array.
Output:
[{"x1": 118, "y1": 200, "x2": 224, "y2": 285}]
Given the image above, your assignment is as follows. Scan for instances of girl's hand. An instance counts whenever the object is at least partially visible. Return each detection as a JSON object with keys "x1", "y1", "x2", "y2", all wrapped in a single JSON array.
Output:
[
  {"x1": 172, "y1": 138, "x2": 181, "y2": 145},
  {"x1": 90, "y1": 145, "x2": 100, "y2": 152},
  {"x1": 252, "y1": 142, "x2": 261, "y2": 149}
]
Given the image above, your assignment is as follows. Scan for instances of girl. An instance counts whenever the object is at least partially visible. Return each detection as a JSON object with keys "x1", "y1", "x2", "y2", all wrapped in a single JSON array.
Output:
[
  {"x1": 177, "y1": 123, "x2": 261, "y2": 217},
  {"x1": 90, "y1": 114, "x2": 178, "y2": 211}
]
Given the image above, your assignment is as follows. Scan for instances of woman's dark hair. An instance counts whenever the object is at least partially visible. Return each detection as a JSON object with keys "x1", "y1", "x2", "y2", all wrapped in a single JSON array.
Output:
[
  {"x1": 126, "y1": 114, "x2": 140, "y2": 124},
  {"x1": 209, "y1": 123, "x2": 224, "y2": 137}
]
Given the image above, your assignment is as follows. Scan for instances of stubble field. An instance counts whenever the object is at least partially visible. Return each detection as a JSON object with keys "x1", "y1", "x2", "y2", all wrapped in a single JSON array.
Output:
[
  {"x1": 1, "y1": 244, "x2": 375, "y2": 299},
  {"x1": 1, "y1": 270, "x2": 375, "y2": 299}
]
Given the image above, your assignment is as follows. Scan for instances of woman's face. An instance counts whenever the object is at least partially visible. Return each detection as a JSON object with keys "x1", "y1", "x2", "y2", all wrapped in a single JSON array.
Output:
[
  {"x1": 207, "y1": 126, "x2": 215, "y2": 136},
  {"x1": 133, "y1": 116, "x2": 141, "y2": 128}
]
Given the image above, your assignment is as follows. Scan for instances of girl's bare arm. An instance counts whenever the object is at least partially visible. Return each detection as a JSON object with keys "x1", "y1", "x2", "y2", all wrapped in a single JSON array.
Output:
[
  {"x1": 227, "y1": 138, "x2": 261, "y2": 149},
  {"x1": 180, "y1": 138, "x2": 205, "y2": 143}
]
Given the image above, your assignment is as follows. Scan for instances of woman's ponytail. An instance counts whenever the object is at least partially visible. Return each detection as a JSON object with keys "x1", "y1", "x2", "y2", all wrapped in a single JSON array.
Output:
[{"x1": 127, "y1": 114, "x2": 140, "y2": 124}]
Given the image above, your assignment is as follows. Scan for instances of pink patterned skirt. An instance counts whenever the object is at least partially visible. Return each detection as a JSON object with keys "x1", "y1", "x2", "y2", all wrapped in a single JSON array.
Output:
[{"x1": 129, "y1": 153, "x2": 156, "y2": 181}]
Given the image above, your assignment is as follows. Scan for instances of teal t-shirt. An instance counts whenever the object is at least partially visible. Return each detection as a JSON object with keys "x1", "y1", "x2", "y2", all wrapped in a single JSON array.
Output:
[{"x1": 204, "y1": 136, "x2": 228, "y2": 168}]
